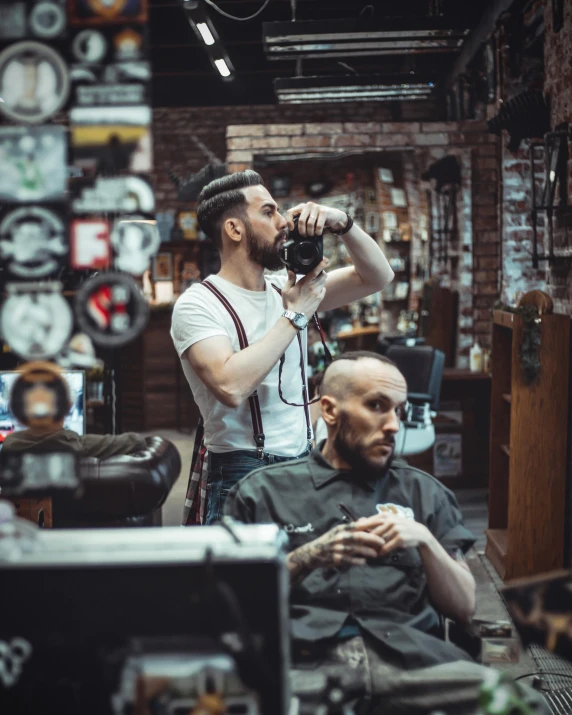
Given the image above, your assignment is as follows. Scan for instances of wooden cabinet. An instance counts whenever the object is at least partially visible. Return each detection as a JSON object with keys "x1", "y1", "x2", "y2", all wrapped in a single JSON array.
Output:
[{"x1": 485, "y1": 310, "x2": 570, "y2": 580}]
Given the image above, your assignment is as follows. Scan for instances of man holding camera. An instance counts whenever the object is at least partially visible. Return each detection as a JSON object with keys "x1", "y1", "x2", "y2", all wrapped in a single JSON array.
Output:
[{"x1": 171, "y1": 170, "x2": 393, "y2": 524}]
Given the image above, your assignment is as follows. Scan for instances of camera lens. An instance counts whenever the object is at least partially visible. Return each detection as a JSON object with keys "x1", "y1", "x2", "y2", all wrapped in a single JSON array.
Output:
[{"x1": 297, "y1": 241, "x2": 317, "y2": 265}]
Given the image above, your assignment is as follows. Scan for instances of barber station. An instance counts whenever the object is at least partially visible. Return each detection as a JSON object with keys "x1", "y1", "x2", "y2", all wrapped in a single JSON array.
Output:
[{"x1": 1, "y1": 1, "x2": 572, "y2": 714}]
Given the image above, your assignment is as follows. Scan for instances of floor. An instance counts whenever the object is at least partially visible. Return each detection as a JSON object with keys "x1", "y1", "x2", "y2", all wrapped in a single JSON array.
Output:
[{"x1": 151, "y1": 429, "x2": 571, "y2": 713}]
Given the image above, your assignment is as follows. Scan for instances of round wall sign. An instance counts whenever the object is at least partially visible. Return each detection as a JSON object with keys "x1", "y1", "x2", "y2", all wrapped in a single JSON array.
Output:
[
  {"x1": 1, "y1": 283, "x2": 73, "y2": 360},
  {"x1": 0, "y1": 206, "x2": 67, "y2": 278},
  {"x1": 75, "y1": 272, "x2": 149, "y2": 348},
  {"x1": 0, "y1": 41, "x2": 70, "y2": 124}
]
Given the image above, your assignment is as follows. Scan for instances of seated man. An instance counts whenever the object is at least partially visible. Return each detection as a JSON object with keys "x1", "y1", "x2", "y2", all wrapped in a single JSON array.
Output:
[{"x1": 224, "y1": 351, "x2": 549, "y2": 714}]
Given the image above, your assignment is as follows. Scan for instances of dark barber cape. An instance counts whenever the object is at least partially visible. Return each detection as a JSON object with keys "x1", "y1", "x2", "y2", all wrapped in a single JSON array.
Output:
[{"x1": 224, "y1": 444, "x2": 477, "y2": 670}]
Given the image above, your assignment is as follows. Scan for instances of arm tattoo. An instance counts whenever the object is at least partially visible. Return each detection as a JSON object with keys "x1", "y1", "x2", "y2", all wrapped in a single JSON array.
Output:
[{"x1": 287, "y1": 524, "x2": 355, "y2": 586}]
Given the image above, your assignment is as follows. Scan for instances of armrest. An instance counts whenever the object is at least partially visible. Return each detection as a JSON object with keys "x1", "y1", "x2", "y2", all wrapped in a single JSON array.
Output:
[{"x1": 62, "y1": 436, "x2": 182, "y2": 520}]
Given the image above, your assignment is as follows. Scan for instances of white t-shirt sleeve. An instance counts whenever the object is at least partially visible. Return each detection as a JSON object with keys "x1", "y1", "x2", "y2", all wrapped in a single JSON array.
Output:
[{"x1": 170, "y1": 286, "x2": 231, "y2": 358}]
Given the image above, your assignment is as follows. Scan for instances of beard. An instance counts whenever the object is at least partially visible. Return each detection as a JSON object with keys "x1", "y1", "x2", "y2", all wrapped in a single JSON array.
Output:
[
  {"x1": 245, "y1": 221, "x2": 285, "y2": 271},
  {"x1": 334, "y1": 410, "x2": 396, "y2": 481}
]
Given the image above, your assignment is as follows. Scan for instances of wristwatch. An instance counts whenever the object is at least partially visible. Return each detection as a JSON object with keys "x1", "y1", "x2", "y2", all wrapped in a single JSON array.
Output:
[{"x1": 282, "y1": 310, "x2": 308, "y2": 330}]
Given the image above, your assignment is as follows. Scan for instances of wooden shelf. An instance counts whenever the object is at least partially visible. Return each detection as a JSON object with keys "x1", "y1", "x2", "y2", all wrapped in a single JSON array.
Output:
[
  {"x1": 493, "y1": 310, "x2": 515, "y2": 329},
  {"x1": 487, "y1": 311, "x2": 570, "y2": 581},
  {"x1": 485, "y1": 528, "x2": 508, "y2": 580}
]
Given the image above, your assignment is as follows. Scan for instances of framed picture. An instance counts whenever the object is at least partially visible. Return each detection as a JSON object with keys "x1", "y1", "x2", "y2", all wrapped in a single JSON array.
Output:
[
  {"x1": 390, "y1": 188, "x2": 407, "y2": 207},
  {"x1": 378, "y1": 168, "x2": 394, "y2": 183},
  {"x1": 152, "y1": 252, "x2": 173, "y2": 282},
  {"x1": 177, "y1": 210, "x2": 198, "y2": 240}
]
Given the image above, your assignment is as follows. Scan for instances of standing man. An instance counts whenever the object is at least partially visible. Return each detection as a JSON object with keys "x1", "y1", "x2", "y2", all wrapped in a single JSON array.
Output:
[{"x1": 171, "y1": 170, "x2": 394, "y2": 524}]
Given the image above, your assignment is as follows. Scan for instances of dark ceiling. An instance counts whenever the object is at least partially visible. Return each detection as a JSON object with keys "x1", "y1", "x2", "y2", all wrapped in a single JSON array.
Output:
[{"x1": 150, "y1": 0, "x2": 491, "y2": 107}]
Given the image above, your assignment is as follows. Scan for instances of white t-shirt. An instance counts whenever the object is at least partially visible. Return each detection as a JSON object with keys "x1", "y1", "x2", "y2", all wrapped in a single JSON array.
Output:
[{"x1": 171, "y1": 273, "x2": 311, "y2": 456}]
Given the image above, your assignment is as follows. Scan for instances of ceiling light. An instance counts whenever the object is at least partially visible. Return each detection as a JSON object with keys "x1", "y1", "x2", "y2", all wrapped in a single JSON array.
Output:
[
  {"x1": 196, "y1": 22, "x2": 215, "y2": 45},
  {"x1": 274, "y1": 75, "x2": 435, "y2": 104},
  {"x1": 182, "y1": 0, "x2": 235, "y2": 80},
  {"x1": 215, "y1": 58, "x2": 231, "y2": 77},
  {"x1": 263, "y1": 18, "x2": 469, "y2": 60}
]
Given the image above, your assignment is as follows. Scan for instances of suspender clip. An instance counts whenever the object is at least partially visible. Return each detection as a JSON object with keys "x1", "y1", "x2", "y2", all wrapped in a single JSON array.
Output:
[{"x1": 255, "y1": 433, "x2": 265, "y2": 459}]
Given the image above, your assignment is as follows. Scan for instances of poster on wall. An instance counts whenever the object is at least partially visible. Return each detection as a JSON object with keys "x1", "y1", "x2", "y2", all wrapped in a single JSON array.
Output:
[
  {"x1": 70, "y1": 105, "x2": 153, "y2": 175},
  {"x1": 433, "y1": 433, "x2": 462, "y2": 478}
]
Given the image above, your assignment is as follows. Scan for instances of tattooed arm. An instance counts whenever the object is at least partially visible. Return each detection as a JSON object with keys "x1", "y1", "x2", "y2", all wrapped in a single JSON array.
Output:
[{"x1": 287, "y1": 523, "x2": 386, "y2": 586}]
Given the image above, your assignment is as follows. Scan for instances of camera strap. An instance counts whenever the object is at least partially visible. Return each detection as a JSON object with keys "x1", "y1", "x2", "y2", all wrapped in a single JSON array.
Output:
[
  {"x1": 270, "y1": 285, "x2": 332, "y2": 440},
  {"x1": 202, "y1": 280, "x2": 265, "y2": 457}
]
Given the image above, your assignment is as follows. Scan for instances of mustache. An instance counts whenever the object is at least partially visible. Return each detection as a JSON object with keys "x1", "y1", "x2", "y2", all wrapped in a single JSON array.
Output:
[
  {"x1": 275, "y1": 230, "x2": 288, "y2": 243},
  {"x1": 375, "y1": 436, "x2": 396, "y2": 447}
]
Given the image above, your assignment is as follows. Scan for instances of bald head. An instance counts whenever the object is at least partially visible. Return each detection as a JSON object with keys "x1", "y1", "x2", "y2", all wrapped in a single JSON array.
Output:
[
  {"x1": 321, "y1": 352, "x2": 406, "y2": 401},
  {"x1": 319, "y1": 351, "x2": 408, "y2": 474}
]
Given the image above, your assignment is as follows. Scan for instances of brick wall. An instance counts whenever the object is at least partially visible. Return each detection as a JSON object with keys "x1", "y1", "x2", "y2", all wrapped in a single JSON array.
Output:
[
  {"x1": 152, "y1": 101, "x2": 444, "y2": 213},
  {"x1": 222, "y1": 120, "x2": 499, "y2": 357},
  {"x1": 544, "y1": 0, "x2": 572, "y2": 313},
  {"x1": 500, "y1": 139, "x2": 547, "y2": 304}
]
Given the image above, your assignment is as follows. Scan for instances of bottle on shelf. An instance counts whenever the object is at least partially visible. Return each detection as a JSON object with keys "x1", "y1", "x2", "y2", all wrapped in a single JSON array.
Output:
[{"x1": 470, "y1": 341, "x2": 483, "y2": 372}]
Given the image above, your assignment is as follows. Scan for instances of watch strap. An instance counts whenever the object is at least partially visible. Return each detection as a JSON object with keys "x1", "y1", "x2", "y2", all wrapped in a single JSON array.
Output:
[{"x1": 329, "y1": 212, "x2": 353, "y2": 235}]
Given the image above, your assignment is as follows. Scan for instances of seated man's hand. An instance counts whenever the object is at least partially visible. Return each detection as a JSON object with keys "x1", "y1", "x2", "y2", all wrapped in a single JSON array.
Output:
[
  {"x1": 288, "y1": 523, "x2": 386, "y2": 575},
  {"x1": 353, "y1": 514, "x2": 432, "y2": 555}
]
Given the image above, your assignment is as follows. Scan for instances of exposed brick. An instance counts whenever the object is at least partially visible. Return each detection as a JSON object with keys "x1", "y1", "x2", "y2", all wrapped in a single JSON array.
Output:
[
  {"x1": 375, "y1": 133, "x2": 413, "y2": 146},
  {"x1": 333, "y1": 134, "x2": 374, "y2": 147},
  {"x1": 474, "y1": 282, "x2": 498, "y2": 296},
  {"x1": 381, "y1": 121, "x2": 420, "y2": 133},
  {"x1": 420, "y1": 121, "x2": 459, "y2": 132},
  {"x1": 478, "y1": 256, "x2": 500, "y2": 269},
  {"x1": 226, "y1": 150, "x2": 253, "y2": 163},
  {"x1": 475, "y1": 270, "x2": 498, "y2": 283},
  {"x1": 413, "y1": 132, "x2": 449, "y2": 146},
  {"x1": 476, "y1": 157, "x2": 497, "y2": 170},
  {"x1": 227, "y1": 137, "x2": 253, "y2": 150},
  {"x1": 291, "y1": 135, "x2": 332, "y2": 148},
  {"x1": 266, "y1": 124, "x2": 304, "y2": 136},
  {"x1": 249, "y1": 137, "x2": 291, "y2": 149},
  {"x1": 226, "y1": 124, "x2": 266, "y2": 138},
  {"x1": 474, "y1": 244, "x2": 499, "y2": 256},
  {"x1": 227, "y1": 162, "x2": 249, "y2": 173},
  {"x1": 304, "y1": 122, "x2": 343, "y2": 134},
  {"x1": 343, "y1": 122, "x2": 382, "y2": 133}
]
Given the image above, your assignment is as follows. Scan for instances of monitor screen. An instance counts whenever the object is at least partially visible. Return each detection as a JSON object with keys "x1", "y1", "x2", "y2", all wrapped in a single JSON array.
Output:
[{"x1": 0, "y1": 370, "x2": 86, "y2": 444}]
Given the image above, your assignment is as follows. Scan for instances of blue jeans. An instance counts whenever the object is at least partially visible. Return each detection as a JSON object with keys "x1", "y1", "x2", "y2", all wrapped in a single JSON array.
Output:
[{"x1": 205, "y1": 446, "x2": 311, "y2": 525}]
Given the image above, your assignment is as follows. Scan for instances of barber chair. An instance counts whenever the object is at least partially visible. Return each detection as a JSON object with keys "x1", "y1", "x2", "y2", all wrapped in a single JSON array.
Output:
[
  {"x1": 385, "y1": 345, "x2": 445, "y2": 457},
  {"x1": 3, "y1": 437, "x2": 181, "y2": 528},
  {"x1": 376, "y1": 334, "x2": 426, "y2": 355}
]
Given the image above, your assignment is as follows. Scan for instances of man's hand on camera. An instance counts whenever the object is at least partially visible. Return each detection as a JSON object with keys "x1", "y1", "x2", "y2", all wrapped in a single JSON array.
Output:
[
  {"x1": 287, "y1": 523, "x2": 386, "y2": 583},
  {"x1": 282, "y1": 258, "x2": 329, "y2": 318},
  {"x1": 287, "y1": 202, "x2": 348, "y2": 237}
]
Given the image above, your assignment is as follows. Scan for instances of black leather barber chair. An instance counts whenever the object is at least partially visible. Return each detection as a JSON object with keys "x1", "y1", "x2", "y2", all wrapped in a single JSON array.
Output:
[
  {"x1": 51, "y1": 436, "x2": 181, "y2": 528},
  {"x1": 385, "y1": 345, "x2": 445, "y2": 457},
  {"x1": 376, "y1": 334, "x2": 425, "y2": 355}
]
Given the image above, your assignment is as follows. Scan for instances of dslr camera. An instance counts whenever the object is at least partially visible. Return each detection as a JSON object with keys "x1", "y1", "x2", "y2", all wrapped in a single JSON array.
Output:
[{"x1": 279, "y1": 217, "x2": 323, "y2": 275}]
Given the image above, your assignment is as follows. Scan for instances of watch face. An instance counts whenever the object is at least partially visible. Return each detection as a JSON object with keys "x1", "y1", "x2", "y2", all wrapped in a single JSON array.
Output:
[{"x1": 293, "y1": 313, "x2": 307, "y2": 329}]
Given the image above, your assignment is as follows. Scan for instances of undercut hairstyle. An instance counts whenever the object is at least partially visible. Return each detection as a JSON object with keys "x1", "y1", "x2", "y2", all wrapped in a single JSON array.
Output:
[{"x1": 197, "y1": 170, "x2": 264, "y2": 250}]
